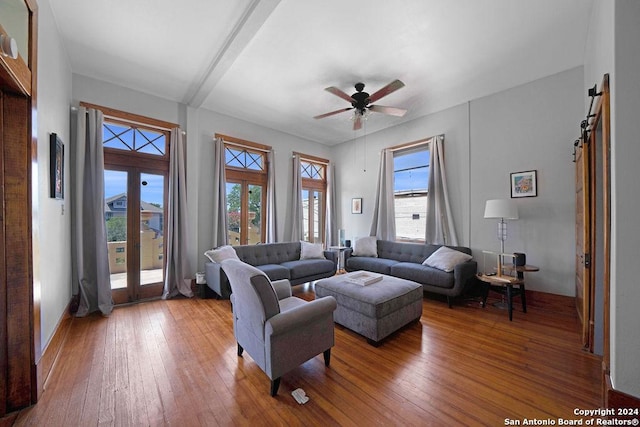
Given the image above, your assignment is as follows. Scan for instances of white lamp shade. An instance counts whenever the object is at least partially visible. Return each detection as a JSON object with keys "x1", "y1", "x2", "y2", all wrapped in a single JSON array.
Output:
[{"x1": 484, "y1": 199, "x2": 518, "y2": 219}]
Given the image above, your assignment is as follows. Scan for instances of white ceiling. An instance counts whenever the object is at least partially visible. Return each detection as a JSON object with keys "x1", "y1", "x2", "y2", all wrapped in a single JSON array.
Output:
[{"x1": 50, "y1": 0, "x2": 593, "y2": 145}]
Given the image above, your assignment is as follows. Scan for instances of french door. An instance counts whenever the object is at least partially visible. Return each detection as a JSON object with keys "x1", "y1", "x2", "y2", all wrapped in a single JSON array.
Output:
[
  {"x1": 104, "y1": 166, "x2": 167, "y2": 304},
  {"x1": 225, "y1": 177, "x2": 265, "y2": 245}
]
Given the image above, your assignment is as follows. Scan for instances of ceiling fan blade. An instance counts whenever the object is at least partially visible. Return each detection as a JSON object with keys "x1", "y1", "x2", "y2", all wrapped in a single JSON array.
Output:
[
  {"x1": 313, "y1": 107, "x2": 353, "y2": 119},
  {"x1": 369, "y1": 105, "x2": 407, "y2": 117},
  {"x1": 325, "y1": 86, "x2": 354, "y2": 103},
  {"x1": 368, "y1": 79, "x2": 405, "y2": 103},
  {"x1": 353, "y1": 115, "x2": 362, "y2": 131}
]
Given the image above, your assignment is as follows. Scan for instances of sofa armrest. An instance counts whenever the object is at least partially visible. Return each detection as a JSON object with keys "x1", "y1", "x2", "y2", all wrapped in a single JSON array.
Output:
[
  {"x1": 453, "y1": 259, "x2": 478, "y2": 293},
  {"x1": 265, "y1": 296, "x2": 337, "y2": 337},
  {"x1": 323, "y1": 250, "x2": 338, "y2": 268},
  {"x1": 271, "y1": 279, "x2": 292, "y2": 300}
]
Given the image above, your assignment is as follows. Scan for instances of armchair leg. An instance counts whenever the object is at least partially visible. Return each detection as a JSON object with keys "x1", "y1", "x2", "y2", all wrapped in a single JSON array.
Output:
[
  {"x1": 323, "y1": 349, "x2": 331, "y2": 367},
  {"x1": 447, "y1": 296, "x2": 453, "y2": 308},
  {"x1": 237, "y1": 343, "x2": 243, "y2": 357},
  {"x1": 270, "y1": 378, "x2": 281, "y2": 397}
]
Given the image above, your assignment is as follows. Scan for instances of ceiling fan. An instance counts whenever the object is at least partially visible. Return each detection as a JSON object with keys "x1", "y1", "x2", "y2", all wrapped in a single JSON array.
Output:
[{"x1": 313, "y1": 80, "x2": 407, "y2": 130}]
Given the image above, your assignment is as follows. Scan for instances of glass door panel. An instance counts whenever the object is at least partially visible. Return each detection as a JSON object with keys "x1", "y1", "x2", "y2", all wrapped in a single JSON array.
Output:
[
  {"x1": 104, "y1": 169, "x2": 128, "y2": 291},
  {"x1": 140, "y1": 173, "x2": 165, "y2": 287},
  {"x1": 313, "y1": 190, "x2": 323, "y2": 243},
  {"x1": 302, "y1": 189, "x2": 310, "y2": 242},
  {"x1": 226, "y1": 182, "x2": 242, "y2": 245},
  {"x1": 248, "y1": 184, "x2": 263, "y2": 245}
]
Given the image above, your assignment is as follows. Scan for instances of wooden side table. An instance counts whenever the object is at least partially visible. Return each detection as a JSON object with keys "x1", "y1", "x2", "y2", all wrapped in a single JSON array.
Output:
[{"x1": 476, "y1": 273, "x2": 526, "y2": 321}]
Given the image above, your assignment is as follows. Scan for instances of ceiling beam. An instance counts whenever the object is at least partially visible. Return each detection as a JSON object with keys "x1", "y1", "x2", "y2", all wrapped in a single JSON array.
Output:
[{"x1": 183, "y1": 0, "x2": 281, "y2": 108}]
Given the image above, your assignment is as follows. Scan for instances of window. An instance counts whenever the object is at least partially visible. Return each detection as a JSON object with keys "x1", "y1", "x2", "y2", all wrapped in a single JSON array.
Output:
[
  {"x1": 393, "y1": 143, "x2": 430, "y2": 241},
  {"x1": 299, "y1": 154, "x2": 328, "y2": 244},
  {"x1": 222, "y1": 136, "x2": 270, "y2": 246}
]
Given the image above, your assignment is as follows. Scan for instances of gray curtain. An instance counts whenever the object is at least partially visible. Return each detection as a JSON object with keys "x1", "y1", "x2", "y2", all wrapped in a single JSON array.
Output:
[
  {"x1": 289, "y1": 154, "x2": 304, "y2": 241},
  {"x1": 370, "y1": 149, "x2": 396, "y2": 240},
  {"x1": 324, "y1": 163, "x2": 338, "y2": 246},
  {"x1": 212, "y1": 137, "x2": 228, "y2": 247},
  {"x1": 163, "y1": 129, "x2": 193, "y2": 299},
  {"x1": 425, "y1": 135, "x2": 459, "y2": 245},
  {"x1": 266, "y1": 149, "x2": 277, "y2": 243},
  {"x1": 71, "y1": 107, "x2": 113, "y2": 317}
]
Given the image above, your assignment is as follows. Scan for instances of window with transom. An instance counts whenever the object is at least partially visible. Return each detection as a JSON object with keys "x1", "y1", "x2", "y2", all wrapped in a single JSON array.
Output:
[
  {"x1": 299, "y1": 155, "x2": 328, "y2": 244},
  {"x1": 223, "y1": 138, "x2": 270, "y2": 246}
]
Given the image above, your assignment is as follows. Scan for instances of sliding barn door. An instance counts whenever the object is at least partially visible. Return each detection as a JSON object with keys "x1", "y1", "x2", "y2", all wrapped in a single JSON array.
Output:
[{"x1": 575, "y1": 138, "x2": 591, "y2": 348}]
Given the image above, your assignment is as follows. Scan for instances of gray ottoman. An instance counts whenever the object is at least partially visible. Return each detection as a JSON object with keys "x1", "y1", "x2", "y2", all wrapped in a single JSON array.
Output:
[{"x1": 314, "y1": 273, "x2": 423, "y2": 345}]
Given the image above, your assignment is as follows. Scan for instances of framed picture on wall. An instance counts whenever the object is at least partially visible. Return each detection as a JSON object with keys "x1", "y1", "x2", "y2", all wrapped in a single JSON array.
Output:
[
  {"x1": 510, "y1": 170, "x2": 537, "y2": 198},
  {"x1": 351, "y1": 197, "x2": 362, "y2": 214},
  {"x1": 50, "y1": 133, "x2": 64, "y2": 199}
]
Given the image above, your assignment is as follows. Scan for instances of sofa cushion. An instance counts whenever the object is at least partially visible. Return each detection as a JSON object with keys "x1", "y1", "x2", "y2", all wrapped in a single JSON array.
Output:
[
  {"x1": 204, "y1": 245, "x2": 239, "y2": 263},
  {"x1": 235, "y1": 242, "x2": 300, "y2": 265},
  {"x1": 300, "y1": 241, "x2": 325, "y2": 259},
  {"x1": 257, "y1": 264, "x2": 290, "y2": 281},
  {"x1": 353, "y1": 236, "x2": 378, "y2": 257},
  {"x1": 391, "y1": 262, "x2": 454, "y2": 289},
  {"x1": 422, "y1": 246, "x2": 473, "y2": 272},
  {"x1": 346, "y1": 257, "x2": 399, "y2": 275},
  {"x1": 281, "y1": 259, "x2": 335, "y2": 280}
]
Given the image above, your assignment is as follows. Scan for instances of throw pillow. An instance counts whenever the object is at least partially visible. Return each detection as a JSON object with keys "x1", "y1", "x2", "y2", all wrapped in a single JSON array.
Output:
[
  {"x1": 204, "y1": 245, "x2": 240, "y2": 263},
  {"x1": 352, "y1": 236, "x2": 378, "y2": 257},
  {"x1": 422, "y1": 246, "x2": 472, "y2": 272},
  {"x1": 300, "y1": 241, "x2": 324, "y2": 260}
]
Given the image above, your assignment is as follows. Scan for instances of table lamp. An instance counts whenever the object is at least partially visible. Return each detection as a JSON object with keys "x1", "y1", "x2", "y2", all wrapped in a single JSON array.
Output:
[{"x1": 484, "y1": 199, "x2": 519, "y2": 254}]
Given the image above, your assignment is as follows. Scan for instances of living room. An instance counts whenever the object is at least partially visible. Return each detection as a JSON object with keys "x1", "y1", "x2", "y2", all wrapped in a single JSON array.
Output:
[{"x1": 1, "y1": 0, "x2": 639, "y2": 424}]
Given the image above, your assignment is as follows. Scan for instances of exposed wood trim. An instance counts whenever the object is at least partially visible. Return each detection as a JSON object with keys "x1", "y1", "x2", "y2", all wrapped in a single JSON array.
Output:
[
  {"x1": 36, "y1": 303, "x2": 72, "y2": 395},
  {"x1": 79, "y1": 102, "x2": 178, "y2": 131},
  {"x1": 293, "y1": 151, "x2": 329, "y2": 165},
  {"x1": 389, "y1": 135, "x2": 436, "y2": 152},
  {"x1": 0, "y1": 24, "x2": 31, "y2": 96},
  {"x1": 215, "y1": 133, "x2": 272, "y2": 152}
]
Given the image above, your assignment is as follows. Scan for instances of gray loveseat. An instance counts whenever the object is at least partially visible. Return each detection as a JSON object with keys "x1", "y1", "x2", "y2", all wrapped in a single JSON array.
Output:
[
  {"x1": 343, "y1": 240, "x2": 477, "y2": 307},
  {"x1": 204, "y1": 242, "x2": 338, "y2": 299}
]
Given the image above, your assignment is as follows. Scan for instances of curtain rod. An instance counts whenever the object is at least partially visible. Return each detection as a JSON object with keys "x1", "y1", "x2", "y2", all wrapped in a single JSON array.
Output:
[
  {"x1": 292, "y1": 152, "x2": 330, "y2": 165},
  {"x1": 219, "y1": 139, "x2": 271, "y2": 153}
]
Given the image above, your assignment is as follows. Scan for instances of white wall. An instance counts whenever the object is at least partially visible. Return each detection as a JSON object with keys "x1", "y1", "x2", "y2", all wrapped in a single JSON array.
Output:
[
  {"x1": 610, "y1": 0, "x2": 640, "y2": 399},
  {"x1": 36, "y1": 0, "x2": 73, "y2": 355},
  {"x1": 332, "y1": 103, "x2": 470, "y2": 246},
  {"x1": 334, "y1": 68, "x2": 582, "y2": 296},
  {"x1": 470, "y1": 67, "x2": 583, "y2": 296},
  {"x1": 193, "y1": 108, "x2": 331, "y2": 271}
]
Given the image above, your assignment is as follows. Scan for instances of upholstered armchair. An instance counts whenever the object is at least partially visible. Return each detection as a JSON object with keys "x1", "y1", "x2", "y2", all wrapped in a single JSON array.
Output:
[{"x1": 221, "y1": 258, "x2": 337, "y2": 396}]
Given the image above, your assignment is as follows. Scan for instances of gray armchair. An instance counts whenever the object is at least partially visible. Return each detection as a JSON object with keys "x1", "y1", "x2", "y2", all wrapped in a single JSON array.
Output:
[{"x1": 220, "y1": 258, "x2": 337, "y2": 396}]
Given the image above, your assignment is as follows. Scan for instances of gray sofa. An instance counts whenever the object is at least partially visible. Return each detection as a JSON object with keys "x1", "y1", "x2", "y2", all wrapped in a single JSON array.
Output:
[
  {"x1": 343, "y1": 240, "x2": 477, "y2": 307},
  {"x1": 204, "y1": 242, "x2": 338, "y2": 299}
]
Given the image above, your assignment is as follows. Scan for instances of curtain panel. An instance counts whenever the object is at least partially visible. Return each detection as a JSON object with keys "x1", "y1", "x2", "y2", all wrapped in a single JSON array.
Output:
[
  {"x1": 212, "y1": 137, "x2": 229, "y2": 247},
  {"x1": 425, "y1": 135, "x2": 459, "y2": 245},
  {"x1": 370, "y1": 149, "x2": 396, "y2": 240},
  {"x1": 163, "y1": 129, "x2": 193, "y2": 299},
  {"x1": 71, "y1": 107, "x2": 113, "y2": 317}
]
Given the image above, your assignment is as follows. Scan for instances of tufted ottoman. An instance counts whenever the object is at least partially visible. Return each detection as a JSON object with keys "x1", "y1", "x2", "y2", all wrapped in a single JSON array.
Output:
[{"x1": 314, "y1": 273, "x2": 423, "y2": 345}]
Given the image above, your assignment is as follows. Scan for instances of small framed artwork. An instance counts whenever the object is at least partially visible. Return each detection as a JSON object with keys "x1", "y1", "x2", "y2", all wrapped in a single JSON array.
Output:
[
  {"x1": 50, "y1": 133, "x2": 64, "y2": 199},
  {"x1": 351, "y1": 197, "x2": 362, "y2": 214},
  {"x1": 510, "y1": 170, "x2": 537, "y2": 198}
]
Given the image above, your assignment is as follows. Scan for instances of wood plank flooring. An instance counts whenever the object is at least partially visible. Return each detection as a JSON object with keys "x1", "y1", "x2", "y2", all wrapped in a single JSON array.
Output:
[{"x1": 13, "y1": 285, "x2": 601, "y2": 426}]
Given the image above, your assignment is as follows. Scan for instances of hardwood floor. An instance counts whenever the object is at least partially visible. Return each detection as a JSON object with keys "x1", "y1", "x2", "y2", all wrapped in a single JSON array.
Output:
[{"x1": 13, "y1": 285, "x2": 601, "y2": 426}]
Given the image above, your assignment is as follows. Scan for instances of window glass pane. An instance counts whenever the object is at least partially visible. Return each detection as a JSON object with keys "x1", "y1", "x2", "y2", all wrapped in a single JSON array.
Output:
[
  {"x1": 135, "y1": 129, "x2": 166, "y2": 155},
  {"x1": 225, "y1": 147, "x2": 264, "y2": 171},
  {"x1": 394, "y1": 144, "x2": 429, "y2": 241}
]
